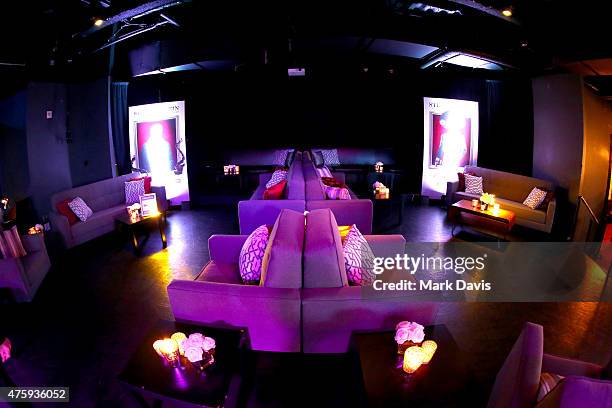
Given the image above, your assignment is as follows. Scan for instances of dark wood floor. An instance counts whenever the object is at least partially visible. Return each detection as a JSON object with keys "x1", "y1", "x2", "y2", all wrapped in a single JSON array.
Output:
[{"x1": 0, "y1": 204, "x2": 610, "y2": 407}]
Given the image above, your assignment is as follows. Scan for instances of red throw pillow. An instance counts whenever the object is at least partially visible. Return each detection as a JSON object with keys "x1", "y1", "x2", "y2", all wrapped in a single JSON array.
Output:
[
  {"x1": 129, "y1": 176, "x2": 152, "y2": 194},
  {"x1": 263, "y1": 179, "x2": 287, "y2": 200},
  {"x1": 537, "y1": 187, "x2": 555, "y2": 211},
  {"x1": 56, "y1": 198, "x2": 79, "y2": 225},
  {"x1": 457, "y1": 172, "x2": 474, "y2": 191},
  {"x1": 321, "y1": 177, "x2": 346, "y2": 188}
]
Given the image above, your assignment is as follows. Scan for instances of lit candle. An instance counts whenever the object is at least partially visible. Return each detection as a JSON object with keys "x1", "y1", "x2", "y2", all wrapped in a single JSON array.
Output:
[
  {"x1": 171, "y1": 332, "x2": 187, "y2": 355},
  {"x1": 471, "y1": 199, "x2": 479, "y2": 208},
  {"x1": 403, "y1": 346, "x2": 426, "y2": 374},
  {"x1": 493, "y1": 203, "x2": 500, "y2": 213},
  {"x1": 421, "y1": 340, "x2": 438, "y2": 364},
  {"x1": 153, "y1": 340, "x2": 165, "y2": 357},
  {"x1": 159, "y1": 339, "x2": 180, "y2": 367},
  {"x1": 480, "y1": 203, "x2": 487, "y2": 211}
]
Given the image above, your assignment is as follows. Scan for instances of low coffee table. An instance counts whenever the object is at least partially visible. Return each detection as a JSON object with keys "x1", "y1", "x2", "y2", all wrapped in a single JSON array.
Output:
[
  {"x1": 351, "y1": 325, "x2": 479, "y2": 408},
  {"x1": 115, "y1": 212, "x2": 167, "y2": 253},
  {"x1": 449, "y1": 199, "x2": 516, "y2": 240},
  {"x1": 119, "y1": 320, "x2": 247, "y2": 408}
]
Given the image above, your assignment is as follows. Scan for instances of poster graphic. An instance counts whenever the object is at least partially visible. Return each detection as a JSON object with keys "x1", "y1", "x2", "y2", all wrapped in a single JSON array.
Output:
[
  {"x1": 422, "y1": 97, "x2": 479, "y2": 198},
  {"x1": 129, "y1": 101, "x2": 188, "y2": 206}
]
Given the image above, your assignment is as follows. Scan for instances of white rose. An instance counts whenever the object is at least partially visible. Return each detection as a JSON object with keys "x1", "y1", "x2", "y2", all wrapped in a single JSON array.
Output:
[
  {"x1": 185, "y1": 346, "x2": 203, "y2": 363},
  {"x1": 202, "y1": 337, "x2": 216, "y2": 352}
]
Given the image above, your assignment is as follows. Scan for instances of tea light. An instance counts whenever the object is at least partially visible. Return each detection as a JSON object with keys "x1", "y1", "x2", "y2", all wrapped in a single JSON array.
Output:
[
  {"x1": 159, "y1": 339, "x2": 180, "y2": 367},
  {"x1": 480, "y1": 203, "x2": 487, "y2": 211},
  {"x1": 493, "y1": 203, "x2": 500, "y2": 213},
  {"x1": 171, "y1": 332, "x2": 187, "y2": 355},
  {"x1": 421, "y1": 340, "x2": 438, "y2": 364},
  {"x1": 403, "y1": 346, "x2": 426, "y2": 374},
  {"x1": 471, "y1": 199, "x2": 479, "y2": 208}
]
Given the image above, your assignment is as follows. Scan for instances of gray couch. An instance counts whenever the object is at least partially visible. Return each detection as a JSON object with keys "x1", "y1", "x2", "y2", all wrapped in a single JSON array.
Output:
[
  {"x1": 446, "y1": 166, "x2": 556, "y2": 233},
  {"x1": 0, "y1": 232, "x2": 51, "y2": 302},
  {"x1": 50, "y1": 173, "x2": 168, "y2": 249}
]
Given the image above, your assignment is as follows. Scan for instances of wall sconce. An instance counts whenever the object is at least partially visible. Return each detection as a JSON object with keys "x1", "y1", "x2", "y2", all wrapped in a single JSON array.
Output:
[
  {"x1": 403, "y1": 346, "x2": 426, "y2": 374},
  {"x1": 224, "y1": 165, "x2": 240, "y2": 175},
  {"x1": 421, "y1": 340, "x2": 438, "y2": 364},
  {"x1": 374, "y1": 162, "x2": 384, "y2": 173}
]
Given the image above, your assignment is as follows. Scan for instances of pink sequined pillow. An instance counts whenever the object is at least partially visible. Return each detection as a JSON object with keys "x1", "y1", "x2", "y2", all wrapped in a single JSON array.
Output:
[
  {"x1": 239, "y1": 225, "x2": 270, "y2": 284},
  {"x1": 325, "y1": 185, "x2": 351, "y2": 200},
  {"x1": 343, "y1": 225, "x2": 375, "y2": 286}
]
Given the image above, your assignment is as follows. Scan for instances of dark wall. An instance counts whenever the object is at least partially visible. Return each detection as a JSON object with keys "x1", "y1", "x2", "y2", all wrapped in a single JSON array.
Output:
[
  {"x1": 128, "y1": 69, "x2": 534, "y2": 193},
  {"x1": 0, "y1": 90, "x2": 29, "y2": 201}
]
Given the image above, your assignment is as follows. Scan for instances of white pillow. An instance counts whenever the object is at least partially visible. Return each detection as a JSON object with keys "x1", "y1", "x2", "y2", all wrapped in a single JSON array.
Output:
[
  {"x1": 464, "y1": 174, "x2": 484, "y2": 195},
  {"x1": 68, "y1": 197, "x2": 93, "y2": 222},
  {"x1": 523, "y1": 187, "x2": 548, "y2": 209},
  {"x1": 343, "y1": 225, "x2": 375, "y2": 286}
]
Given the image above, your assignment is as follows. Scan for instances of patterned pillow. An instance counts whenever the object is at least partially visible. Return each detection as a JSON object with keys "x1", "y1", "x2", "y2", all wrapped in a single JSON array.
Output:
[
  {"x1": 239, "y1": 225, "x2": 270, "y2": 284},
  {"x1": 464, "y1": 174, "x2": 484, "y2": 194},
  {"x1": 325, "y1": 186, "x2": 351, "y2": 200},
  {"x1": 125, "y1": 179, "x2": 145, "y2": 205},
  {"x1": 0, "y1": 226, "x2": 27, "y2": 259},
  {"x1": 284, "y1": 150, "x2": 297, "y2": 167},
  {"x1": 56, "y1": 198, "x2": 79, "y2": 225},
  {"x1": 266, "y1": 168, "x2": 288, "y2": 189},
  {"x1": 316, "y1": 166, "x2": 333, "y2": 178},
  {"x1": 343, "y1": 225, "x2": 375, "y2": 286},
  {"x1": 523, "y1": 187, "x2": 548, "y2": 209},
  {"x1": 273, "y1": 149, "x2": 293, "y2": 166},
  {"x1": 320, "y1": 149, "x2": 341, "y2": 166},
  {"x1": 68, "y1": 197, "x2": 93, "y2": 222},
  {"x1": 536, "y1": 187, "x2": 555, "y2": 210},
  {"x1": 536, "y1": 372, "x2": 565, "y2": 402}
]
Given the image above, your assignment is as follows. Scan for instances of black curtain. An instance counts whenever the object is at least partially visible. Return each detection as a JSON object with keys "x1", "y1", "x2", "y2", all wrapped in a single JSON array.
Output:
[{"x1": 111, "y1": 82, "x2": 130, "y2": 175}]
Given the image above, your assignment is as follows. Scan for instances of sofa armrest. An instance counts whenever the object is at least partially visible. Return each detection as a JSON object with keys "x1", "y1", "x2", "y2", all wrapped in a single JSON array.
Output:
[
  {"x1": 20, "y1": 233, "x2": 46, "y2": 253},
  {"x1": 49, "y1": 211, "x2": 73, "y2": 249},
  {"x1": 446, "y1": 181, "x2": 459, "y2": 206},
  {"x1": 365, "y1": 235, "x2": 406, "y2": 259},
  {"x1": 542, "y1": 353, "x2": 603, "y2": 378},
  {"x1": 544, "y1": 199, "x2": 556, "y2": 233},
  {"x1": 151, "y1": 185, "x2": 168, "y2": 212},
  {"x1": 167, "y1": 280, "x2": 302, "y2": 352},
  {"x1": 208, "y1": 235, "x2": 248, "y2": 264}
]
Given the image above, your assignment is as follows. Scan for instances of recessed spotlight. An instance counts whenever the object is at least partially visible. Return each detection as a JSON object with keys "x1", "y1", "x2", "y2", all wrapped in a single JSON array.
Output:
[
  {"x1": 94, "y1": 18, "x2": 104, "y2": 27},
  {"x1": 501, "y1": 8, "x2": 512, "y2": 17}
]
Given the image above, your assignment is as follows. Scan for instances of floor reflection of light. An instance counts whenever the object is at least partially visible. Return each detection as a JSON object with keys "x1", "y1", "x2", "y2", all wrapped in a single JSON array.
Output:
[
  {"x1": 173, "y1": 366, "x2": 189, "y2": 390},
  {"x1": 145, "y1": 250, "x2": 173, "y2": 286}
]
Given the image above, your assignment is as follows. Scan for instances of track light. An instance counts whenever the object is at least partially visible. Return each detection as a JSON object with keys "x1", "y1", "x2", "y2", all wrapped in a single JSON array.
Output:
[
  {"x1": 94, "y1": 18, "x2": 104, "y2": 27},
  {"x1": 501, "y1": 8, "x2": 512, "y2": 17}
]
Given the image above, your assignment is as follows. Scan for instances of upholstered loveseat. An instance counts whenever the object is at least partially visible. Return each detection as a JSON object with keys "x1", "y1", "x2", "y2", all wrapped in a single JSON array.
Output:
[
  {"x1": 49, "y1": 173, "x2": 168, "y2": 249},
  {"x1": 446, "y1": 166, "x2": 556, "y2": 233}
]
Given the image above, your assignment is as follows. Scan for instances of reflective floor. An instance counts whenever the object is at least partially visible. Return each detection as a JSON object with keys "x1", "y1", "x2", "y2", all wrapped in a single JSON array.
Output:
[{"x1": 0, "y1": 204, "x2": 610, "y2": 407}]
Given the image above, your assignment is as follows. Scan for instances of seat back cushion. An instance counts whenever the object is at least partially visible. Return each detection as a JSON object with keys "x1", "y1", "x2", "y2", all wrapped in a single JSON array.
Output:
[
  {"x1": 302, "y1": 154, "x2": 327, "y2": 200},
  {"x1": 304, "y1": 208, "x2": 348, "y2": 288},
  {"x1": 535, "y1": 377, "x2": 612, "y2": 408},
  {"x1": 260, "y1": 209, "x2": 304, "y2": 288}
]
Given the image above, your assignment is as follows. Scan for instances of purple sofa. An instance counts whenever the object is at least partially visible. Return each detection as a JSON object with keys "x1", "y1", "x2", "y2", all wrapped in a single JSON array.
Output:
[
  {"x1": 0, "y1": 233, "x2": 51, "y2": 302},
  {"x1": 238, "y1": 152, "x2": 306, "y2": 234},
  {"x1": 50, "y1": 172, "x2": 168, "y2": 249},
  {"x1": 487, "y1": 322, "x2": 611, "y2": 408},
  {"x1": 301, "y1": 208, "x2": 437, "y2": 353},
  {"x1": 168, "y1": 209, "x2": 304, "y2": 352},
  {"x1": 302, "y1": 152, "x2": 374, "y2": 234}
]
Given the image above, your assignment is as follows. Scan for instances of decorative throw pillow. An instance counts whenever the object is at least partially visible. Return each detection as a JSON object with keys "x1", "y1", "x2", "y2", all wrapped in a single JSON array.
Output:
[
  {"x1": 316, "y1": 166, "x2": 333, "y2": 178},
  {"x1": 325, "y1": 186, "x2": 351, "y2": 200},
  {"x1": 337, "y1": 225, "x2": 352, "y2": 241},
  {"x1": 284, "y1": 150, "x2": 297, "y2": 167},
  {"x1": 457, "y1": 172, "x2": 474, "y2": 191},
  {"x1": 536, "y1": 187, "x2": 555, "y2": 211},
  {"x1": 68, "y1": 197, "x2": 93, "y2": 222},
  {"x1": 312, "y1": 150, "x2": 325, "y2": 168},
  {"x1": 536, "y1": 372, "x2": 565, "y2": 402},
  {"x1": 464, "y1": 174, "x2": 484, "y2": 194},
  {"x1": 321, "y1": 177, "x2": 344, "y2": 188},
  {"x1": 0, "y1": 226, "x2": 27, "y2": 259},
  {"x1": 239, "y1": 225, "x2": 270, "y2": 284},
  {"x1": 56, "y1": 198, "x2": 79, "y2": 225},
  {"x1": 273, "y1": 149, "x2": 293, "y2": 166},
  {"x1": 125, "y1": 179, "x2": 145, "y2": 205},
  {"x1": 266, "y1": 168, "x2": 288, "y2": 189},
  {"x1": 523, "y1": 187, "x2": 548, "y2": 210},
  {"x1": 263, "y1": 179, "x2": 287, "y2": 200},
  {"x1": 343, "y1": 225, "x2": 375, "y2": 286},
  {"x1": 129, "y1": 176, "x2": 152, "y2": 194},
  {"x1": 320, "y1": 149, "x2": 341, "y2": 166}
]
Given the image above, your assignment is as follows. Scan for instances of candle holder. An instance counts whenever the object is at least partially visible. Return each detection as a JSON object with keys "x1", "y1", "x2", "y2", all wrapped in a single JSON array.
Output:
[
  {"x1": 171, "y1": 332, "x2": 187, "y2": 356},
  {"x1": 471, "y1": 199, "x2": 479, "y2": 208},
  {"x1": 374, "y1": 162, "x2": 384, "y2": 173},
  {"x1": 159, "y1": 339, "x2": 181, "y2": 368},
  {"x1": 403, "y1": 346, "x2": 426, "y2": 374},
  {"x1": 421, "y1": 340, "x2": 438, "y2": 364}
]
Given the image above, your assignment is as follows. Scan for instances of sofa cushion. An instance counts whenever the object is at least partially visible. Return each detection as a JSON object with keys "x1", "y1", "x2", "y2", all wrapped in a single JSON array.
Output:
[
  {"x1": 343, "y1": 225, "x2": 375, "y2": 286},
  {"x1": 464, "y1": 174, "x2": 483, "y2": 194},
  {"x1": 324, "y1": 185, "x2": 351, "y2": 200},
  {"x1": 303, "y1": 158, "x2": 327, "y2": 200},
  {"x1": 197, "y1": 261, "x2": 242, "y2": 284},
  {"x1": 239, "y1": 225, "x2": 270, "y2": 284},
  {"x1": 496, "y1": 198, "x2": 547, "y2": 224},
  {"x1": 56, "y1": 198, "x2": 79, "y2": 225},
  {"x1": 535, "y1": 377, "x2": 612, "y2": 408},
  {"x1": 260, "y1": 209, "x2": 304, "y2": 289},
  {"x1": 304, "y1": 208, "x2": 348, "y2": 288},
  {"x1": 68, "y1": 197, "x2": 93, "y2": 222},
  {"x1": 524, "y1": 187, "x2": 548, "y2": 210},
  {"x1": 71, "y1": 205, "x2": 125, "y2": 237},
  {"x1": 537, "y1": 373, "x2": 565, "y2": 402}
]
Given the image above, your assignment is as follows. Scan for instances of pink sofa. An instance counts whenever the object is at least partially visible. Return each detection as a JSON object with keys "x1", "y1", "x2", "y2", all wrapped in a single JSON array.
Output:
[{"x1": 487, "y1": 322, "x2": 611, "y2": 408}]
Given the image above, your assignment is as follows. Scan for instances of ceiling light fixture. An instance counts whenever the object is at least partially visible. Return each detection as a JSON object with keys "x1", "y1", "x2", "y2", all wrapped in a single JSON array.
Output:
[
  {"x1": 501, "y1": 8, "x2": 512, "y2": 17},
  {"x1": 94, "y1": 18, "x2": 104, "y2": 27}
]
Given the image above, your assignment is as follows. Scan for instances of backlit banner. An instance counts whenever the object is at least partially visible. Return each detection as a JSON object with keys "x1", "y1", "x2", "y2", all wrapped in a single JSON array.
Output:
[
  {"x1": 422, "y1": 97, "x2": 479, "y2": 198},
  {"x1": 128, "y1": 101, "x2": 189, "y2": 206}
]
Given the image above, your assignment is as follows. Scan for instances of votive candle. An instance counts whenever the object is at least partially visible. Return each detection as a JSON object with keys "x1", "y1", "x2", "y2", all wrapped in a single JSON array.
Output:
[
  {"x1": 171, "y1": 332, "x2": 187, "y2": 355},
  {"x1": 153, "y1": 340, "x2": 165, "y2": 357},
  {"x1": 471, "y1": 199, "x2": 479, "y2": 207},
  {"x1": 421, "y1": 340, "x2": 438, "y2": 364},
  {"x1": 160, "y1": 339, "x2": 180, "y2": 367},
  {"x1": 403, "y1": 346, "x2": 426, "y2": 374}
]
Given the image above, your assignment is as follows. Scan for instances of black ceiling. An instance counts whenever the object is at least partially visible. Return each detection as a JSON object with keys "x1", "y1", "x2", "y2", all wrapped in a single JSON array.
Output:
[{"x1": 2, "y1": 0, "x2": 612, "y2": 87}]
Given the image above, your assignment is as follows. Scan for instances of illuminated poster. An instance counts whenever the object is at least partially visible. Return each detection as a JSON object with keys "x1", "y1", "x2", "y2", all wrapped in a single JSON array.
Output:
[
  {"x1": 129, "y1": 101, "x2": 188, "y2": 206},
  {"x1": 422, "y1": 97, "x2": 478, "y2": 198}
]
